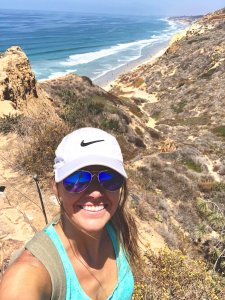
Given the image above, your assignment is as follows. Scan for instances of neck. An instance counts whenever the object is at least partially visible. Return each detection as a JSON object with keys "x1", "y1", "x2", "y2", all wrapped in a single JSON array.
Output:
[{"x1": 59, "y1": 213, "x2": 108, "y2": 264}]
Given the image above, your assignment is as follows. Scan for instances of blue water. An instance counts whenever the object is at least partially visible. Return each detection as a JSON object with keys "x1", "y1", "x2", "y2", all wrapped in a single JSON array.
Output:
[{"x1": 0, "y1": 9, "x2": 186, "y2": 81}]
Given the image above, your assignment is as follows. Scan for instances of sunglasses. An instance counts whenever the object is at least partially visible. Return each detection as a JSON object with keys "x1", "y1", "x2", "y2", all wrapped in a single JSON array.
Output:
[{"x1": 63, "y1": 169, "x2": 124, "y2": 193}]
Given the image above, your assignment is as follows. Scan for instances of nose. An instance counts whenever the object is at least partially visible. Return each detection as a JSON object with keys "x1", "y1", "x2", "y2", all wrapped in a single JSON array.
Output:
[{"x1": 85, "y1": 175, "x2": 104, "y2": 197}]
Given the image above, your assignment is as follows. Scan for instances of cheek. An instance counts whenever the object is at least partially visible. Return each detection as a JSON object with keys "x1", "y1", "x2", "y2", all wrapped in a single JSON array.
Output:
[
  {"x1": 108, "y1": 191, "x2": 120, "y2": 210},
  {"x1": 57, "y1": 184, "x2": 80, "y2": 209}
]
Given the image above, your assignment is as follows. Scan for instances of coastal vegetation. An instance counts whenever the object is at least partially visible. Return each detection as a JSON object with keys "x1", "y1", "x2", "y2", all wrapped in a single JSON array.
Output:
[
  {"x1": 0, "y1": 7, "x2": 225, "y2": 299},
  {"x1": 133, "y1": 247, "x2": 224, "y2": 299}
]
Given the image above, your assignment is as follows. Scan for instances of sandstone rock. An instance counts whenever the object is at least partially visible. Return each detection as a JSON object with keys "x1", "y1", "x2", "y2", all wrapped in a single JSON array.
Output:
[{"x1": 0, "y1": 46, "x2": 38, "y2": 107}]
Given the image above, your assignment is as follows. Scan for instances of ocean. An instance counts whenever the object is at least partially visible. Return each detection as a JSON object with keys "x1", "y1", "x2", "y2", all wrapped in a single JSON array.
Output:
[{"x1": 0, "y1": 9, "x2": 186, "y2": 83}]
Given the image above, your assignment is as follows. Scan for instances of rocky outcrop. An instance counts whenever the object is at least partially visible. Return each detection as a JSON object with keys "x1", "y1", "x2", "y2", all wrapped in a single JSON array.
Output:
[{"x1": 0, "y1": 46, "x2": 38, "y2": 107}]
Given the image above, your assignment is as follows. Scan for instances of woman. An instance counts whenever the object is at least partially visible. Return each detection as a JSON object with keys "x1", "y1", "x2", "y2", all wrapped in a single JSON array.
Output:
[{"x1": 0, "y1": 127, "x2": 139, "y2": 300}]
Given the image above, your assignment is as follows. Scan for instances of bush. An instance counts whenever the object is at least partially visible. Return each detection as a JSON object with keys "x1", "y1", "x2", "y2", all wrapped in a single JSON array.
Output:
[
  {"x1": 212, "y1": 126, "x2": 225, "y2": 138},
  {"x1": 100, "y1": 118, "x2": 121, "y2": 132},
  {"x1": 134, "y1": 77, "x2": 144, "y2": 88},
  {"x1": 14, "y1": 98, "x2": 70, "y2": 178},
  {"x1": 182, "y1": 157, "x2": 203, "y2": 173},
  {"x1": 137, "y1": 162, "x2": 197, "y2": 201},
  {"x1": 171, "y1": 100, "x2": 187, "y2": 113},
  {"x1": 180, "y1": 115, "x2": 211, "y2": 126},
  {"x1": 122, "y1": 99, "x2": 143, "y2": 118},
  {"x1": 62, "y1": 98, "x2": 105, "y2": 128},
  {"x1": 151, "y1": 110, "x2": 161, "y2": 120},
  {"x1": 196, "y1": 197, "x2": 225, "y2": 273},
  {"x1": 17, "y1": 120, "x2": 69, "y2": 177},
  {"x1": 133, "y1": 247, "x2": 225, "y2": 300},
  {"x1": 0, "y1": 113, "x2": 23, "y2": 134}
]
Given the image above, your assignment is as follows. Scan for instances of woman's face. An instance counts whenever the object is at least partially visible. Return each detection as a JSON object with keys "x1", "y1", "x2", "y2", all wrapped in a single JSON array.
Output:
[{"x1": 54, "y1": 165, "x2": 121, "y2": 233}]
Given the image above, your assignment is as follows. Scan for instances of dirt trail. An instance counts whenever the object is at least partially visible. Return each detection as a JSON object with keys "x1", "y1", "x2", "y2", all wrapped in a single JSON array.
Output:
[{"x1": 0, "y1": 133, "x2": 60, "y2": 273}]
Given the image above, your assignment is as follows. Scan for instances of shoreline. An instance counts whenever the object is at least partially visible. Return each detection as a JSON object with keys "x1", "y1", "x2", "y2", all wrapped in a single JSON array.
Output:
[
  {"x1": 94, "y1": 25, "x2": 190, "y2": 91},
  {"x1": 97, "y1": 46, "x2": 169, "y2": 91},
  {"x1": 93, "y1": 42, "x2": 170, "y2": 91}
]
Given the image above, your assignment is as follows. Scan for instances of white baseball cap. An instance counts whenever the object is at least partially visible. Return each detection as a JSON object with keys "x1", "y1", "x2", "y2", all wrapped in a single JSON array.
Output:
[{"x1": 54, "y1": 127, "x2": 127, "y2": 182}]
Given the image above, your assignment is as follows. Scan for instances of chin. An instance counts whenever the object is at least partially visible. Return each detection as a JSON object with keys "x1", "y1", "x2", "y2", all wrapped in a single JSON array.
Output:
[{"x1": 71, "y1": 214, "x2": 111, "y2": 234}]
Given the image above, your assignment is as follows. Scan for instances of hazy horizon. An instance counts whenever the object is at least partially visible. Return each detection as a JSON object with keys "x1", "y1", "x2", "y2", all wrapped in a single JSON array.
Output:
[{"x1": 0, "y1": 0, "x2": 224, "y2": 17}]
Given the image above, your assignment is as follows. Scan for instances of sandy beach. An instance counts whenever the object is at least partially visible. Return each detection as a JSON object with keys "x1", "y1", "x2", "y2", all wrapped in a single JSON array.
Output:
[
  {"x1": 95, "y1": 21, "x2": 191, "y2": 91},
  {"x1": 94, "y1": 45, "x2": 169, "y2": 91}
]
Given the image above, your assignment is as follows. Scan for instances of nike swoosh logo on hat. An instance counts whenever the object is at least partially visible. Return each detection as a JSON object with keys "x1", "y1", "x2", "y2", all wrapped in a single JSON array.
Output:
[{"x1": 80, "y1": 139, "x2": 104, "y2": 147}]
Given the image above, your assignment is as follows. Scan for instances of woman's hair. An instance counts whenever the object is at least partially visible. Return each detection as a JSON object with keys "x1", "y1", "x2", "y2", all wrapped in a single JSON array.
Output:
[{"x1": 110, "y1": 180, "x2": 140, "y2": 267}]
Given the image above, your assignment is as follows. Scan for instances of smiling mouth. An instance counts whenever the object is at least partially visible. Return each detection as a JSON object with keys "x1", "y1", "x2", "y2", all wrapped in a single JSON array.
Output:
[{"x1": 78, "y1": 204, "x2": 108, "y2": 212}]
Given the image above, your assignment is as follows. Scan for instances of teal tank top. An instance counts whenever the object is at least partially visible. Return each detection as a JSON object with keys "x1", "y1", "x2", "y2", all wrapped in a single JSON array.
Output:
[{"x1": 44, "y1": 223, "x2": 134, "y2": 300}]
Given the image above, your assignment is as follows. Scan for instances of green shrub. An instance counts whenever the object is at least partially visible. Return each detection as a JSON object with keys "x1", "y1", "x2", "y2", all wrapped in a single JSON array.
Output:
[
  {"x1": 100, "y1": 118, "x2": 120, "y2": 132},
  {"x1": 182, "y1": 158, "x2": 203, "y2": 173},
  {"x1": 151, "y1": 111, "x2": 161, "y2": 120},
  {"x1": 196, "y1": 197, "x2": 225, "y2": 231},
  {"x1": 214, "y1": 182, "x2": 225, "y2": 192},
  {"x1": 196, "y1": 197, "x2": 225, "y2": 273},
  {"x1": 133, "y1": 247, "x2": 225, "y2": 300},
  {"x1": 212, "y1": 126, "x2": 225, "y2": 138},
  {"x1": 63, "y1": 98, "x2": 105, "y2": 127},
  {"x1": 59, "y1": 89, "x2": 76, "y2": 105},
  {"x1": 181, "y1": 115, "x2": 211, "y2": 126},
  {"x1": 171, "y1": 100, "x2": 187, "y2": 113},
  {"x1": 88, "y1": 101, "x2": 104, "y2": 115}
]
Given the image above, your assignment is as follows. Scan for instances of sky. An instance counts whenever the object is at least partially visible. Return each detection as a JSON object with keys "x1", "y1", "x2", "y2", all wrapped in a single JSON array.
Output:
[{"x1": 0, "y1": 0, "x2": 224, "y2": 16}]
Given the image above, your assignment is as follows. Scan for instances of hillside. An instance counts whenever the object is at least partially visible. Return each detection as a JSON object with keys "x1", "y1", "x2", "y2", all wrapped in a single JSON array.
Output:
[
  {"x1": 0, "y1": 8, "x2": 225, "y2": 296},
  {"x1": 108, "y1": 7, "x2": 225, "y2": 271}
]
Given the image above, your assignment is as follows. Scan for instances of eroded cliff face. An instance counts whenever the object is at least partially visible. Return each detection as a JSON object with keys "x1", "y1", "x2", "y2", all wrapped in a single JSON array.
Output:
[
  {"x1": 107, "y1": 8, "x2": 225, "y2": 266},
  {"x1": 112, "y1": 8, "x2": 225, "y2": 152},
  {"x1": 0, "y1": 46, "x2": 38, "y2": 107},
  {"x1": 1, "y1": 8, "x2": 225, "y2": 278}
]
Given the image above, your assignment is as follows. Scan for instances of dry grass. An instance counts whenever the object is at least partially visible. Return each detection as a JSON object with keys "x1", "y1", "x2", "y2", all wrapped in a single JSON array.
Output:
[
  {"x1": 134, "y1": 77, "x2": 144, "y2": 88},
  {"x1": 15, "y1": 98, "x2": 70, "y2": 178}
]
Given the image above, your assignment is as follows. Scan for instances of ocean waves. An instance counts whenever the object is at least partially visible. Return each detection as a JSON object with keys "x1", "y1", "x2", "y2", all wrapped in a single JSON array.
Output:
[
  {"x1": 60, "y1": 39, "x2": 151, "y2": 67},
  {"x1": 58, "y1": 23, "x2": 184, "y2": 81},
  {"x1": 0, "y1": 9, "x2": 187, "y2": 81}
]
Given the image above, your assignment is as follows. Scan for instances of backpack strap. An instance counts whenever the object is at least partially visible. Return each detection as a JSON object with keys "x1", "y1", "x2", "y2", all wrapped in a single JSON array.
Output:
[{"x1": 25, "y1": 231, "x2": 66, "y2": 300}]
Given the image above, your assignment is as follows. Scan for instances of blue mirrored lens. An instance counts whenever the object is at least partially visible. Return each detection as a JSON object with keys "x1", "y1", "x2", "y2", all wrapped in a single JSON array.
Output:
[
  {"x1": 99, "y1": 170, "x2": 124, "y2": 191},
  {"x1": 63, "y1": 171, "x2": 92, "y2": 192}
]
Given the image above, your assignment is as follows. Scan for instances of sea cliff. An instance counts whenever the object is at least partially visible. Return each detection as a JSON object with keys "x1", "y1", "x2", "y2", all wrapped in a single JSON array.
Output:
[{"x1": 0, "y1": 7, "x2": 225, "y2": 295}]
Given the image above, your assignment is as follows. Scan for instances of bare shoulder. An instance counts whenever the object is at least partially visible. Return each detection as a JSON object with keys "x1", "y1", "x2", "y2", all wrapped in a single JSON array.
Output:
[{"x1": 0, "y1": 250, "x2": 52, "y2": 300}]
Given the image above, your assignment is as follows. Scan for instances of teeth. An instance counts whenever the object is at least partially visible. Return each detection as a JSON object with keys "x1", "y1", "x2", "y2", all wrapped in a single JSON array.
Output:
[{"x1": 82, "y1": 205, "x2": 105, "y2": 212}]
